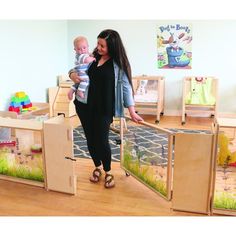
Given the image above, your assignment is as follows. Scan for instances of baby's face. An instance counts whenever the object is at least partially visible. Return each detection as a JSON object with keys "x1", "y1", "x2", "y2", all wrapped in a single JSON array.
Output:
[{"x1": 74, "y1": 40, "x2": 89, "y2": 54}]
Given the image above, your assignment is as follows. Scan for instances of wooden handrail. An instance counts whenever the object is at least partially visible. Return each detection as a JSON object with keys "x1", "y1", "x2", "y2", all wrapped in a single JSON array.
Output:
[{"x1": 125, "y1": 116, "x2": 173, "y2": 134}]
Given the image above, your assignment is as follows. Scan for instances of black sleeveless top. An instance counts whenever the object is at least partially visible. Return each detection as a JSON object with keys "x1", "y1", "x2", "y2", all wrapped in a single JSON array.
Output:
[{"x1": 87, "y1": 58, "x2": 115, "y2": 118}]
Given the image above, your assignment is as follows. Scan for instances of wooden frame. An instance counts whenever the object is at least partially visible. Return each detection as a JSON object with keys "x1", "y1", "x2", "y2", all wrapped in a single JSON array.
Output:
[
  {"x1": 132, "y1": 75, "x2": 165, "y2": 124},
  {"x1": 0, "y1": 115, "x2": 77, "y2": 194},
  {"x1": 119, "y1": 117, "x2": 217, "y2": 214},
  {"x1": 172, "y1": 132, "x2": 216, "y2": 215},
  {"x1": 17, "y1": 102, "x2": 50, "y2": 119},
  {"x1": 108, "y1": 115, "x2": 236, "y2": 216},
  {"x1": 182, "y1": 77, "x2": 218, "y2": 125},
  {"x1": 0, "y1": 116, "x2": 45, "y2": 187},
  {"x1": 120, "y1": 117, "x2": 173, "y2": 201},
  {"x1": 43, "y1": 116, "x2": 77, "y2": 194},
  {"x1": 211, "y1": 118, "x2": 236, "y2": 215},
  {"x1": 119, "y1": 117, "x2": 236, "y2": 215},
  {"x1": 48, "y1": 75, "x2": 76, "y2": 118}
]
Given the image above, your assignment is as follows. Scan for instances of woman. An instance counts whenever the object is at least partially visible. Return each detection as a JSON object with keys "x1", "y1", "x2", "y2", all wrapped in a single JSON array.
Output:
[{"x1": 69, "y1": 29, "x2": 143, "y2": 188}]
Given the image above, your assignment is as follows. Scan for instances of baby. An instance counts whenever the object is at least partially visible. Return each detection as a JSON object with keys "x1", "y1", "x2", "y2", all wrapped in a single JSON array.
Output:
[{"x1": 67, "y1": 36, "x2": 95, "y2": 103}]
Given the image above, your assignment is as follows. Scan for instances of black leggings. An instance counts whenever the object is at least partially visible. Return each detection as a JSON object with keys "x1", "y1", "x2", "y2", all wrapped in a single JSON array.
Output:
[{"x1": 74, "y1": 99, "x2": 113, "y2": 172}]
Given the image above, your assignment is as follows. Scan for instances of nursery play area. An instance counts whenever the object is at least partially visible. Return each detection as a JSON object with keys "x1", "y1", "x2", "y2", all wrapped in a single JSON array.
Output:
[
  {"x1": 1, "y1": 76, "x2": 236, "y2": 216},
  {"x1": 1, "y1": 19, "x2": 236, "y2": 217}
]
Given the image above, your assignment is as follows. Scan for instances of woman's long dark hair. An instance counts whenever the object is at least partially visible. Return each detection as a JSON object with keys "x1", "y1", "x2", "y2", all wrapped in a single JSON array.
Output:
[{"x1": 94, "y1": 29, "x2": 133, "y2": 90}]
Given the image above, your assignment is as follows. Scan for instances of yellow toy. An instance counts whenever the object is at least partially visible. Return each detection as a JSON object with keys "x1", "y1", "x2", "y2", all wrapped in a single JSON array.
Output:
[
  {"x1": 15, "y1": 91, "x2": 26, "y2": 98},
  {"x1": 217, "y1": 133, "x2": 236, "y2": 166}
]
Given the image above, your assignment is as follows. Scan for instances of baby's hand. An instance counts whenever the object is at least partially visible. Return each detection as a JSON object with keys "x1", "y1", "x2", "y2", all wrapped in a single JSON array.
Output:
[
  {"x1": 85, "y1": 56, "x2": 96, "y2": 63},
  {"x1": 89, "y1": 53, "x2": 96, "y2": 61},
  {"x1": 67, "y1": 90, "x2": 74, "y2": 100}
]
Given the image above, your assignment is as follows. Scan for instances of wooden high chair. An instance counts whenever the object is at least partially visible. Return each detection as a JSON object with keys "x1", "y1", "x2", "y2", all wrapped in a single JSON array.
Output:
[{"x1": 181, "y1": 76, "x2": 218, "y2": 125}]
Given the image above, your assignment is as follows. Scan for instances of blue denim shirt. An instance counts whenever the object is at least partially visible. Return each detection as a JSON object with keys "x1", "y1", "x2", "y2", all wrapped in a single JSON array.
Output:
[{"x1": 113, "y1": 61, "x2": 134, "y2": 117}]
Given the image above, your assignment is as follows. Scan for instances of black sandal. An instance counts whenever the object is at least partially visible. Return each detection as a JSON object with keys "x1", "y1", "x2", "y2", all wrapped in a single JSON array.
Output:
[
  {"x1": 104, "y1": 174, "x2": 115, "y2": 188},
  {"x1": 90, "y1": 168, "x2": 102, "y2": 183}
]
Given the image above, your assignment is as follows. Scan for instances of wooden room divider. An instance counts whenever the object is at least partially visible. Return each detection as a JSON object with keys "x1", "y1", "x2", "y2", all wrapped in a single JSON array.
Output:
[
  {"x1": 120, "y1": 117, "x2": 174, "y2": 200},
  {"x1": 0, "y1": 114, "x2": 77, "y2": 195},
  {"x1": 119, "y1": 117, "x2": 219, "y2": 215}
]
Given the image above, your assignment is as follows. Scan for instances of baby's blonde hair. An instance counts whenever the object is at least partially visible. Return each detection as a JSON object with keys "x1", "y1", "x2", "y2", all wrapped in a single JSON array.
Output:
[{"x1": 73, "y1": 36, "x2": 88, "y2": 47}]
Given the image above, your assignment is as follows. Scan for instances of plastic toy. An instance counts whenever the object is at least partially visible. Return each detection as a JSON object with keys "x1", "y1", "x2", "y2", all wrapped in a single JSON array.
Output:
[
  {"x1": 8, "y1": 91, "x2": 32, "y2": 114},
  {"x1": 0, "y1": 140, "x2": 16, "y2": 147},
  {"x1": 31, "y1": 144, "x2": 42, "y2": 153}
]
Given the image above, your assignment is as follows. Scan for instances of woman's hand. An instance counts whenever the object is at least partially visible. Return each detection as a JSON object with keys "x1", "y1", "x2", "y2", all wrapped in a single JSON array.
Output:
[
  {"x1": 69, "y1": 71, "x2": 83, "y2": 84},
  {"x1": 128, "y1": 106, "x2": 144, "y2": 123}
]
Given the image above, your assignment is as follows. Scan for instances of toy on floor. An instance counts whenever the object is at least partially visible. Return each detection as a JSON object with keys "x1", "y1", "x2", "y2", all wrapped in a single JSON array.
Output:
[{"x1": 8, "y1": 91, "x2": 36, "y2": 114}]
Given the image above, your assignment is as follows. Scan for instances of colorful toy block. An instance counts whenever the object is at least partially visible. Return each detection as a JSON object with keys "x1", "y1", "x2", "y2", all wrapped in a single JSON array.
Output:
[{"x1": 8, "y1": 91, "x2": 32, "y2": 114}]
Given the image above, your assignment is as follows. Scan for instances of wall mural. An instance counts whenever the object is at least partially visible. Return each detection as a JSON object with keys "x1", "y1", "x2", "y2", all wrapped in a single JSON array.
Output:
[{"x1": 157, "y1": 23, "x2": 192, "y2": 69}]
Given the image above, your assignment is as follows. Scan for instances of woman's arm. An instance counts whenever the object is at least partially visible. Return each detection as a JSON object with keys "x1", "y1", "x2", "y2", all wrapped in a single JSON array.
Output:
[
  {"x1": 121, "y1": 71, "x2": 143, "y2": 122},
  {"x1": 68, "y1": 69, "x2": 82, "y2": 84},
  {"x1": 128, "y1": 106, "x2": 143, "y2": 122}
]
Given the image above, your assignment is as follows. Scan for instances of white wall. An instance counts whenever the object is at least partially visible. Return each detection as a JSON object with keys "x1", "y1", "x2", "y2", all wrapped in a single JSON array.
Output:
[
  {"x1": 67, "y1": 20, "x2": 236, "y2": 115},
  {"x1": 0, "y1": 20, "x2": 235, "y2": 115},
  {"x1": 0, "y1": 20, "x2": 68, "y2": 110}
]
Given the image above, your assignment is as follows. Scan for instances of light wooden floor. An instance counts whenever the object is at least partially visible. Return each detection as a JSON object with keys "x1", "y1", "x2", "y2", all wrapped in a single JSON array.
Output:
[{"x1": 0, "y1": 115, "x2": 214, "y2": 216}]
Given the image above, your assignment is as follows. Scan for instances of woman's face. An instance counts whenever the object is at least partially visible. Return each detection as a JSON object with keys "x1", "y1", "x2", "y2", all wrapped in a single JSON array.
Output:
[{"x1": 96, "y1": 38, "x2": 109, "y2": 56}]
